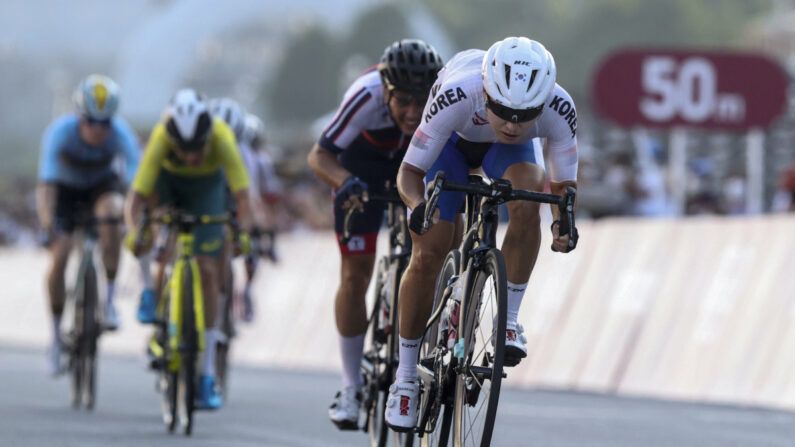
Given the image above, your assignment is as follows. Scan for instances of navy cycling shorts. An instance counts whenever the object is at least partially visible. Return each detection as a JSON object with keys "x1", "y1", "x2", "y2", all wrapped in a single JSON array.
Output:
[{"x1": 333, "y1": 190, "x2": 386, "y2": 255}]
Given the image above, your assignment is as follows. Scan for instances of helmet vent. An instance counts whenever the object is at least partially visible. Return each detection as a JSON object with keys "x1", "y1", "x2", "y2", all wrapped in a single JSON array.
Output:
[
  {"x1": 527, "y1": 69, "x2": 538, "y2": 92},
  {"x1": 503, "y1": 64, "x2": 512, "y2": 87}
]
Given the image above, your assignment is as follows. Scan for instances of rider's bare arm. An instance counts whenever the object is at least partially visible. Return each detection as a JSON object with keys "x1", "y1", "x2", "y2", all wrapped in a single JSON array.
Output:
[
  {"x1": 36, "y1": 183, "x2": 57, "y2": 230},
  {"x1": 307, "y1": 143, "x2": 351, "y2": 189},
  {"x1": 396, "y1": 162, "x2": 427, "y2": 211},
  {"x1": 233, "y1": 188, "x2": 254, "y2": 233},
  {"x1": 124, "y1": 190, "x2": 149, "y2": 230}
]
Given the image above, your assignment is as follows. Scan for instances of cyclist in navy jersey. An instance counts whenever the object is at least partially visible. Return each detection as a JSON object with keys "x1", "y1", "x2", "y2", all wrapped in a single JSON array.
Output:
[{"x1": 307, "y1": 39, "x2": 443, "y2": 430}]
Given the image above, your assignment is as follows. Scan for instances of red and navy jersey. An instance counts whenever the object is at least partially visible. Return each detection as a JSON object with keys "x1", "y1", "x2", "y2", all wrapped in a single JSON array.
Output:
[{"x1": 318, "y1": 68, "x2": 408, "y2": 187}]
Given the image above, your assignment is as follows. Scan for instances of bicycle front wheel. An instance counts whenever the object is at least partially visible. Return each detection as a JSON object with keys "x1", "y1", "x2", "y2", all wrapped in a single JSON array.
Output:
[
  {"x1": 178, "y1": 262, "x2": 198, "y2": 436},
  {"x1": 82, "y1": 261, "x2": 99, "y2": 411},
  {"x1": 416, "y1": 249, "x2": 460, "y2": 447},
  {"x1": 452, "y1": 248, "x2": 507, "y2": 447},
  {"x1": 364, "y1": 256, "x2": 391, "y2": 447}
]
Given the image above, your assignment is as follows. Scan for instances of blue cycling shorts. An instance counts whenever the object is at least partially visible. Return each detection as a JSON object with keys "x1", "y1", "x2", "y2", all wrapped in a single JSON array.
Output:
[{"x1": 425, "y1": 133, "x2": 539, "y2": 222}]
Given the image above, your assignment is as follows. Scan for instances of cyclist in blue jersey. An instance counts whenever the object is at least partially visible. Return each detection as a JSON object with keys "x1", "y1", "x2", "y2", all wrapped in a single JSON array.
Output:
[
  {"x1": 36, "y1": 74, "x2": 140, "y2": 376},
  {"x1": 307, "y1": 39, "x2": 443, "y2": 430}
]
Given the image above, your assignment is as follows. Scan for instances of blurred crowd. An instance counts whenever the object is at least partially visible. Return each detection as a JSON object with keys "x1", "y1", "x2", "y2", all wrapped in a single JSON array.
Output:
[{"x1": 1, "y1": 107, "x2": 794, "y2": 247}]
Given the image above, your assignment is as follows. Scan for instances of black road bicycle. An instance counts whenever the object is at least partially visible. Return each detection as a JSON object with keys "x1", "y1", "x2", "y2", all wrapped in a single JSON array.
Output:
[
  {"x1": 215, "y1": 225, "x2": 273, "y2": 399},
  {"x1": 337, "y1": 186, "x2": 414, "y2": 447},
  {"x1": 63, "y1": 215, "x2": 121, "y2": 410},
  {"x1": 409, "y1": 171, "x2": 576, "y2": 447}
]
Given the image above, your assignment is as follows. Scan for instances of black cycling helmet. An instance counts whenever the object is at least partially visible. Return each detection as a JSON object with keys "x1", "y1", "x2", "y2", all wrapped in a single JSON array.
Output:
[{"x1": 378, "y1": 39, "x2": 443, "y2": 95}]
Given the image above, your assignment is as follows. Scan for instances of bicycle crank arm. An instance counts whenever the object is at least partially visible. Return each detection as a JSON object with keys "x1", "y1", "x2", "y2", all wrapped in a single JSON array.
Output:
[{"x1": 417, "y1": 363, "x2": 435, "y2": 384}]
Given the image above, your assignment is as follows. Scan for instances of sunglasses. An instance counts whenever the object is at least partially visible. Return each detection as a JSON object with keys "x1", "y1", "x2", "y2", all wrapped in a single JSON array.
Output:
[
  {"x1": 485, "y1": 96, "x2": 543, "y2": 123},
  {"x1": 84, "y1": 116, "x2": 112, "y2": 128},
  {"x1": 390, "y1": 91, "x2": 428, "y2": 107}
]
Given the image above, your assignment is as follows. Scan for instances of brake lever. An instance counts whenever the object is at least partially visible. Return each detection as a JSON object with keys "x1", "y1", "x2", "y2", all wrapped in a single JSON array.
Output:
[
  {"x1": 424, "y1": 171, "x2": 446, "y2": 231},
  {"x1": 340, "y1": 206, "x2": 358, "y2": 245},
  {"x1": 554, "y1": 187, "x2": 577, "y2": 252}
]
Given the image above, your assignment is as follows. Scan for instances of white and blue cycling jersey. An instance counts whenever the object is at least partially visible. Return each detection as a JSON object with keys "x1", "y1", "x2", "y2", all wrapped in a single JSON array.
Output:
[{"x1": 38, "y1": 114, "x2": 140, "y2": 188}]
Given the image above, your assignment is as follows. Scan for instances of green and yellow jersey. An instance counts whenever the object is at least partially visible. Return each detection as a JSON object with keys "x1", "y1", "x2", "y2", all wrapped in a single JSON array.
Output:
[{"x1": 132, "y1": 118, "x2": 250, "y2": 196}]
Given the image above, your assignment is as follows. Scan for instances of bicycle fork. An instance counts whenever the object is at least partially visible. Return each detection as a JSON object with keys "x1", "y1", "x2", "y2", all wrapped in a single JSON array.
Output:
[{"x1": 167, "y1": 236, "x2": 207, "y2": 371}]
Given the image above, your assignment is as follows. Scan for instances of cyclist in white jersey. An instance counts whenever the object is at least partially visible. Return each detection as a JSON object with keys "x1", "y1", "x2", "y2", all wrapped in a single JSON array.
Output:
[
  {"x1": 386, "y1": 37, "x2": 580, "y2": 430},
  {"x1": 208, "y1": 98, "x2": 270, "y2": 320},
  {"x1": 239, "y1": 113, "x2": 284, "y2": 321}
]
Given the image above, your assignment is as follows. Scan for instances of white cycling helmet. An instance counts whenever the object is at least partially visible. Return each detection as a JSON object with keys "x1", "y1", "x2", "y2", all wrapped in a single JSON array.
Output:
[
  {"x1": 242, "y1": 113, "x2": 265, "y2": 150},
  {"x1": 164, "y1": 88, "x2": 213, "y2": 152},
  {"x1": 482, "y1": 37, "x2": 556, "y2": 111},
  {"x1": 74, "y1": 74, "x2": 120, "y2": 121},
  {"x1": 209, "y1": 97, "x2": 246, "y2": 140}
]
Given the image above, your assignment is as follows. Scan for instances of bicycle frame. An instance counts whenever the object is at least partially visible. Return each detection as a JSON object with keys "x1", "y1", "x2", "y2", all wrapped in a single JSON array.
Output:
[{"x1": 358, "y1": 195, "x2": 410, "y2": 369}]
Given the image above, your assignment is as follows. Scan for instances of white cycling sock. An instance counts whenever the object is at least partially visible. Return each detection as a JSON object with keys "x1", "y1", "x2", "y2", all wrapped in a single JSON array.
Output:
[
  {"x1": 395, "y1": 335, "x2": 422, "y2": 383},
  {"x1": 52, "y1": 318, "x2": 61, "y2": 344},
  {"x1": 139, "y1": 255, "x2": 154, "y2": 290},
  {"x1": 202, "y1": 328, "x2": 219, "y2": 377},
  {"x1": 506, "y1": 281, "x2": 528, "y2": 324},
  {"x1": 338, "y1": 333, "x2": 365, "y2": 389},
  {"x1": 106, "y1": 282, "x2": 116, "y2": 307}
]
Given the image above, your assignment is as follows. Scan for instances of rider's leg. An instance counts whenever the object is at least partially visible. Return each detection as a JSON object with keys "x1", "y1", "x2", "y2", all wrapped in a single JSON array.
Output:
[
  {"x1": 134, "y1": 193, "x2": 162, "y2": 323},
  {"x1": 335, "y1": 252, "x2": 375, "y2": 389},
  {"x1": 182, "y1": 172, "x2": 227, "y2": 409},
  {"x1": 328, "y1": 167, "x2": 387, "y2": 427},
  {"x1": 46, "y1": 233, "x2": 71, "y2": 375},
  {"x1": 138, "y1": 253, "x2": 155, "y2": 295},
  {"x1": 500, "y1": 162, "x2": 545, "y2": 320},
  {"x1": 216, "y1": 237, "x2": 232, "y2": 323},
  {"x1": 196, "y1": 252, "x2": 223, "y2": 410},
  {"x1": 197, "y1": 254, "x2": 220, "y2": 375},
  {"x1": 95, "y1": 191, "x2": 124, "y2": 328},
  {"x1": 395, "y1": 137, "x2": 467, "y2": 383},
  {"x1": 397, "y1": 221, "x2": 454, "y2": 378},
  {"x1": 484, "y1": 141, "x2": 546, "y2": 363},
  {"x1": 47, "y1": 235, "x2": 72, "y2": 337}
]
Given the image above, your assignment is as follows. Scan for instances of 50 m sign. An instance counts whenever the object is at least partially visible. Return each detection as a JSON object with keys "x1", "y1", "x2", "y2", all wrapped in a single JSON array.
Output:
[{"x1": 593, "y1": 49, "x2": 788, "y2": 130}]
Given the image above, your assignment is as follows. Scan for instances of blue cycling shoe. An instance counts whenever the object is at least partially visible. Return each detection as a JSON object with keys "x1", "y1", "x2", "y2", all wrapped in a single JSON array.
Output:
[
  {"x1": 137, "y1": 289, "x2": 157, "y2": 324},
  {"x1": 197, "y1": 375, "x2": 223, "y2": 410}
]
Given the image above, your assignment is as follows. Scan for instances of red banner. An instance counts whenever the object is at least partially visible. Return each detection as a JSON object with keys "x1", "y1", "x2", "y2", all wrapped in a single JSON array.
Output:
[{"x1": 592, "y1": 49, "x2": 788, "y2": 130}]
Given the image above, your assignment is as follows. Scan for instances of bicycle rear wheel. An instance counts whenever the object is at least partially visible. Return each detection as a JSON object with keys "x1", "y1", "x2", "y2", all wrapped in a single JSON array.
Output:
[
  {"x1": 157, "y1": 276, "x2": 179, "y2": 433},
  {"x1": 416, "y1": 250, "x2": 459, "y2": 447},
  {"x1": 81, "y1": 261, "x2": 99, "y2": 411},
  {"x1": 216, "y1": 260, "x2": 234, "y2": 399},
  {"x1": 69, "y1": 260, "x2": 100, "y2": 410},
  {"x1": 452, "y1": 248, "x2": 506, "y2": 447},
  {"x1": 161, "y1": 368, "x2": 178, "y2": 433},
  {"x1": 364, "y1": 257, "x2": 391, "y2": 447},
  {"x1": 70, "y1": 345, "x2": 83, "y2": 409}
]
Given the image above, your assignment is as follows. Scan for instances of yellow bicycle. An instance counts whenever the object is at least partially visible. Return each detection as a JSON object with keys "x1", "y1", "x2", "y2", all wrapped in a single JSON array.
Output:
[{"x1": 140, "y1": 209, "x2": 231, "y2": 436}]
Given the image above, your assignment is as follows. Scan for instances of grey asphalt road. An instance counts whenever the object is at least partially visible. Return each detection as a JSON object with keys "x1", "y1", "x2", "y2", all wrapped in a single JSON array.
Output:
[{"x1": 2, "y1": 346, "x2": 795, "y2": 447}]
